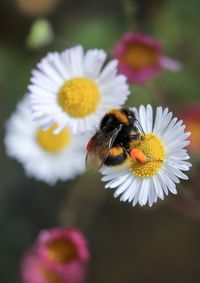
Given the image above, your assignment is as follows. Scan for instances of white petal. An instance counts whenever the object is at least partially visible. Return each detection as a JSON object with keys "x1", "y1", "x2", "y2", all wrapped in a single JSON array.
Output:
[
  {"x1": 105, "y1": 173, "x2": 130, "y2": 189},
  {"x1": 132, "y1": 181, "x2": 142, "y2": 206},
  {"x1": 114, "y1": 175, "x2": 133, "y2": 198},
  {"x1": 139, "y1": 179, "x2": 150, "y2": 206},
  {"x1": 153, "y1": 106, "x2": 163, "y2": 134},
  {"x1": 96, "y1": 60, "x2": 118, "y2": 84},
  {"x1": 146, "y1": 105, "x2": 153, "y2": 133},
  {"x1": 138, "y1": 105, "x2": 147, "y2": 132},
  {"x1": 148, "y1": 185, "x2": 157, "y2": 206},
  {"x1": 101, "y1": 172, "x2": 125, "y2": 182},
  {"x1": 160, "y1": 172, "x2": 177, "y2": 194},
  {"x1": 47, "y1": 52, "x2": 71, "y2": 80},
  {"x1": 37, "y1": 58, "x2": 64, "y2": 85},
  {"x1": 157, "y1": 172, "x2": 169, "y2": 195},
  {"x1": 120, "y1": 176, "x2": 138, "y2": 202},
  {"x1": 152, "y1": 176, "x2": 164, "y2": 200},
  {"x1": 84, "y1": 49, "x2": 106, "y2": 79}
]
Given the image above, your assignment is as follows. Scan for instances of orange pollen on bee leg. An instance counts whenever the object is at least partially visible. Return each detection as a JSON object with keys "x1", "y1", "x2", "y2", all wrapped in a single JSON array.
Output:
[
  {"x1": 130, "y1": 148, "x2": 148, "y2": 164},
  {"x1": 109, "y1": 146, "x2": 124, "y2": 156}
]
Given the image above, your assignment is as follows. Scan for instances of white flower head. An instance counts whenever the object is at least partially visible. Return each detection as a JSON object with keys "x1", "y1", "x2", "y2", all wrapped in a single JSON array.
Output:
[
  {"x1": 5, "y1": 96, "x2": 89, "y2": 185},
  {"x1": 101, "y1": 105, "x2": 192, "y2": 207},
  {"x1": 28, "y1": 45, "x2": 130, "y2": 135}
]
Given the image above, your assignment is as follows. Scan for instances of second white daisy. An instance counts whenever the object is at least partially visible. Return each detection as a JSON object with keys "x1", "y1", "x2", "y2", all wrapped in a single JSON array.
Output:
[
  {"x1": 29, "y1": 45, "x2": 130, "y2": 135},
  {"x1": 101, "y1": 105, "x2": 192, "y2": 207},
  {"x1": 5, "y1": 96, "x2": 89, "y2": 185}
]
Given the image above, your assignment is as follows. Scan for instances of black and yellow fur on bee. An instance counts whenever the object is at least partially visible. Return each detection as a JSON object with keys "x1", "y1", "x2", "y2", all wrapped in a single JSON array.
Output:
[{"x1": 86, "y1": 108, "x2": 144, "y2": 169}]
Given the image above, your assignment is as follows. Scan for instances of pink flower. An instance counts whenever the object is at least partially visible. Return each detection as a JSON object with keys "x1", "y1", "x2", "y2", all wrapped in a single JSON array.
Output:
[
  {"x1": 179, "y1": 104, "x2": 200, "y2": 154},
  {"x1": 112, "y1": 32, "x2": 181, "y2": 85},
  {"x1": 21, "y1": 228, "x2": 90, "y2": 283}
]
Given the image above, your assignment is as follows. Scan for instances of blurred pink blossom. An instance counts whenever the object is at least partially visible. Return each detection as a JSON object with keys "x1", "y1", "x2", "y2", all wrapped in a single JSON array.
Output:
[
  {"x1": 21, "y1": 228, "x2": 90, "y2": 283},
  {"x1": 112, "y1": 32, "x2": 181, "y2": 85}
]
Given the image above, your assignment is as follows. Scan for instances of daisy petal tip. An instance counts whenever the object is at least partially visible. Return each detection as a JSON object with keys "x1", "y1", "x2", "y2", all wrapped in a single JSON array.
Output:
[
  {"x1": 113, "y1": 193, "x2": 119, "y2": 199},
  {"x1": 160, "y1": 195, "x2": 165, "y2": 200},
  {"x1": 171, "y1": 189, "x2": 177, "y2": 195},
  {"x1": 105, "y1": 184, "x2": 111, "y2": 189},
  {"x1": 148, "y1": 202, "x2": 153, "y2": 208}
]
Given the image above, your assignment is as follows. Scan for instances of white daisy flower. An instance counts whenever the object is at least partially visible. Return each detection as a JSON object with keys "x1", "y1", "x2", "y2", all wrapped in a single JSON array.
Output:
[
  {"x1": 5, "y1": 96, "x2": 89, "y2": 185},
  {"x1": 28, "y1": 45, "x2": 130, "y2": 135},
  {"x1": 101, "y1": 105, "x2": 192, "y2": 207}
]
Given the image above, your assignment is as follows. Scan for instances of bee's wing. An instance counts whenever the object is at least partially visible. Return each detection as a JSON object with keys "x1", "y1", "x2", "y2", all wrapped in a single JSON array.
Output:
[
  {"x1": 85, "y1": 150, "x2": 103, "y2": 171},
  {"x1": 86, "y1": 125, "x2": 122, "y2": 171}
]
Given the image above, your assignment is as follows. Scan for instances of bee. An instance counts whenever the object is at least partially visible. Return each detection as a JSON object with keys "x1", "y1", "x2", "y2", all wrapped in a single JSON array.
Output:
[{"x1": 86, "y1": 108, "x2": 149, "y2": 170}]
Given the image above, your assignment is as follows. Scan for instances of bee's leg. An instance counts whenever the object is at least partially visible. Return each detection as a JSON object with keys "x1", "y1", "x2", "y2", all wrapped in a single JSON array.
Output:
[{"x1": 130, "y1": 148, "x2": 150, "y2": 164}]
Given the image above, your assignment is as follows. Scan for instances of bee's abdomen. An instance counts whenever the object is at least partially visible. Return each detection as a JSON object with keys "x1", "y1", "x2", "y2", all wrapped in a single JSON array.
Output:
[{"x1": 104, "y1": 146, "x2": 127, "y2": 166}]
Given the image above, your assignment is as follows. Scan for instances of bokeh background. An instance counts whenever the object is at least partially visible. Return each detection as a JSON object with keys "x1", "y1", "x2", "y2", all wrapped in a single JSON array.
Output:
[{"x1": 1, "y1": 0, "x2": 200, "y2": 282}]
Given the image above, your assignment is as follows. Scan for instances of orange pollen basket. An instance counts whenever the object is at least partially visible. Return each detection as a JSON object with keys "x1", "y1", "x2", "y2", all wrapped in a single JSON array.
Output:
[{"x1": 130, "y1": 148, "x2": 148, "y2": 164}]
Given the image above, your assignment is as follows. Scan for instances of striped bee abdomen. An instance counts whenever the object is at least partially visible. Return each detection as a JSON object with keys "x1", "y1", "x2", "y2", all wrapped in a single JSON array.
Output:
[{"x1": 104, "y1": 146, "x2": 127, "y2": 166}]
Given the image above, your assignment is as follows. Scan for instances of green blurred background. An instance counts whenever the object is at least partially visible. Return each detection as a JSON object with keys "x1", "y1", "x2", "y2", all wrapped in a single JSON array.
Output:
[{"x1": 1, "y1": 0, "x2": 200, "y2": 282}]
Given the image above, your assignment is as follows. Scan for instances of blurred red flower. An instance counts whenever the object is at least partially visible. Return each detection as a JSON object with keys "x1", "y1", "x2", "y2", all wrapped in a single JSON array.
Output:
[
  {"x1": 21, "y1": 228, "x2": 90, "y2": 283},
  {"x1": 112, "y1": 32, "x2": 181, "y2": 85}
]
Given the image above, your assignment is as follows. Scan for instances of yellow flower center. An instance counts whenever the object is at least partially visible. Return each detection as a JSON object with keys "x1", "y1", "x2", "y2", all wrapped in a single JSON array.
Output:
[
  {"x1": 121, "y1": 43, "x2": 158, "y2": 70},
  {"x1": 46, "y1": 238, "x2": 77, "y2": 264},
  {"x1": 37, "y1": 125, "x2": 71, "y2": 153},
  {"x1": 130, "y1": 133, "x2": 165, "y2": 177},
  {"x1": 58, "y1": 77, "x2": 100, "y2": 117}
]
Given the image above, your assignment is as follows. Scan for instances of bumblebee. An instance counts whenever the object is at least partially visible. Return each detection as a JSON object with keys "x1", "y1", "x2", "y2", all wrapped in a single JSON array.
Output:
[{"x1": 86, "y1": 108, "x2": 149, "y2": 170}]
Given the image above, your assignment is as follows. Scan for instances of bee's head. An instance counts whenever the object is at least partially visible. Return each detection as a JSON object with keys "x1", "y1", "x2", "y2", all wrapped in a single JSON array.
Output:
[
  {"x1": 123, "y1": 108, "x2": 146, "y2": 138},
  {"x1": 123, "y1": 109, "x2": 136, "y2": 127}
]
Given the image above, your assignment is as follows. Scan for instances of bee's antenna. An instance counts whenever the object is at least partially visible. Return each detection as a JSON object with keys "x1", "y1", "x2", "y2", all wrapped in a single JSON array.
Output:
[{"x1": 134, "y1": 119, "x2": 146, "y2": 137}]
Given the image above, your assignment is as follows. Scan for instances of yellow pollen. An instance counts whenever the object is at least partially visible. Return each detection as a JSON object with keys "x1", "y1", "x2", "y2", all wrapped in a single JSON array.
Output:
[
  {"x1": 37, "y1": 124, "x2": 71, "y2": 153},
  {"x1": 58, "y1": 77, "x2": 100, "y2": 117},
  {"x1": 121, "y1": 43, "x2": 158, "y2": 70},
  {"x1": 46, "y1": 238, "x2": 77, "y2": 264},
  {"x1": 130, "y1": 133, "x2": 165, "y2": 177}
]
